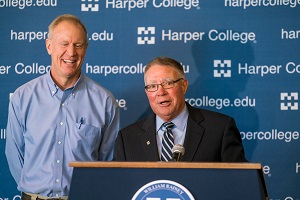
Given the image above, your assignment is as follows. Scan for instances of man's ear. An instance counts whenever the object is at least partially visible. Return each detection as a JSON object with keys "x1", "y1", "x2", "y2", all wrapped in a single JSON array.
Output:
[
  {"x1": 182, "y1": 79, "x2": 188, "y2": 94},
  {"x1": 45, "y1": 39, "x2": 51, "y2": 55}
]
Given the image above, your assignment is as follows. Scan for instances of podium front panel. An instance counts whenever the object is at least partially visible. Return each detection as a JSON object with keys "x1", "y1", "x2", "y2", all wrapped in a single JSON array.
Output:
[{"x1": 69, "y1": 165, "x2": 267, "y2": 199}]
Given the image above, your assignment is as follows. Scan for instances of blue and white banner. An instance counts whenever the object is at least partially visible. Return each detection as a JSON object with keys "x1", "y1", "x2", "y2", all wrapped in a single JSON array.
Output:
[{"x1": 1, "y1": 1, "x2": 299, "y2": 199}]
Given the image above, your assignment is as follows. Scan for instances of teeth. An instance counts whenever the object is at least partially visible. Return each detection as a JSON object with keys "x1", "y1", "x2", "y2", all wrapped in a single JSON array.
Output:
[{"x1": 64, "y1": 59, "x2": 75, "y2": 63}]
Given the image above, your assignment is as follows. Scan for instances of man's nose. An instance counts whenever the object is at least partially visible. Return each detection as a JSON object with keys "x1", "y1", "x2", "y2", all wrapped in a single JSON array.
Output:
[{"x1": 66, "y1": 45, "x2": 77, "y2": 56}]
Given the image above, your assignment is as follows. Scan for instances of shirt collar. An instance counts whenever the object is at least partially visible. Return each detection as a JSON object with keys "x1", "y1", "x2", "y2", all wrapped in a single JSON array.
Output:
[
  {"x1": 46, "y1": 72, "x2": 58, "y2": 97},
  {"x1": 46, "y1": 71, "x2": 84, "y2": 97},
  {"x1": 156, "y1": 104, "x2": 188, "y2": 132},
  {"x1": 70, "y1": 73, "x2": 84, "y2": 98}
]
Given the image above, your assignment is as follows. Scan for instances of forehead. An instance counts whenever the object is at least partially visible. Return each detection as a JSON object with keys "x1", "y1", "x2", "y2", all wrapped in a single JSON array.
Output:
[
  {"x1": 145, "y1": 64, "x2": 178, "y2": 80},
  {"x1": 53, "y1": 21, "x2": 86, "y2": 40}
]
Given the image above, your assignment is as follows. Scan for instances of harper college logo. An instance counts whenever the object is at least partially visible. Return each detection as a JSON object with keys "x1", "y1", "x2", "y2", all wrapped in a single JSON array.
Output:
[
  {"x1": 214, "y1": 60, "x2": 231, "y2": 78},
  {"x1": 132, "y1": 180, "x2": 195, "y2": 200},
  {"x1": 280, "y1": 92, "x2": 298, "y2": 110},
  {"x1": 137, "y1": 27, "x2": 156, "y2": 45},
  {"x1": 81, "y1": 0, "x2": 99, "y2": 11}
]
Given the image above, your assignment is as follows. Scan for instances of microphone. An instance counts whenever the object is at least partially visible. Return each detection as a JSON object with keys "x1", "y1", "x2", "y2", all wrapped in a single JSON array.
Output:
[{"x1": 171, "y1": 144, "x2": 185, "y2": 162}]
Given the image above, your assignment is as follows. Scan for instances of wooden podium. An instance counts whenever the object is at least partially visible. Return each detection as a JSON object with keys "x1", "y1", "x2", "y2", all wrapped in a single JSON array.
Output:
[{"x1": 69, "y1": 162, "x2": 268, "y2": 200}]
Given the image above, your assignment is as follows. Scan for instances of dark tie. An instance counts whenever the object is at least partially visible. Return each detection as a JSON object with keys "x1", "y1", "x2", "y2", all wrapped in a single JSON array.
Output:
[{"x1": 161, "y1": 122, "x2": 175, "y2": 161}]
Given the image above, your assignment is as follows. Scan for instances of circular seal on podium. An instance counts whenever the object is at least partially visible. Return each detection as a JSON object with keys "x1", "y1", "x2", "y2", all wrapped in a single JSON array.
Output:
[{"x1": 132, "y1": 179, "x2": 195, "y2": 200}]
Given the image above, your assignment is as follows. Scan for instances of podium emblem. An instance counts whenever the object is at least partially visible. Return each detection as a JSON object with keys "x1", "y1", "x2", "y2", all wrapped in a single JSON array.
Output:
[{"x1": 132, "y1": 180, "x2": 195, "y2": 200}]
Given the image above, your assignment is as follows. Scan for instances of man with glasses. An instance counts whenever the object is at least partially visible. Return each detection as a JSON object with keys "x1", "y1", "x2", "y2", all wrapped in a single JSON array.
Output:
[{"x1": 113, "y1": 56, "x2": 247, "y2": 162}]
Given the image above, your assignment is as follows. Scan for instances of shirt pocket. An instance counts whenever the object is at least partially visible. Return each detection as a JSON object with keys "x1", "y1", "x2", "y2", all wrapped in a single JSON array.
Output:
[{"x1": 71, "y1": 123, "x2": 101, "y2": 160}]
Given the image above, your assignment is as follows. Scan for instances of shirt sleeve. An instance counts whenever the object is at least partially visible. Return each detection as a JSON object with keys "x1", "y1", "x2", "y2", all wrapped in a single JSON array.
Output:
[
  {"x1": 98, "y1": 95, "x2": 120, "y2": 161},
  {"x1": 5, "y1": 96, "x2": 25, "y2": 184}
]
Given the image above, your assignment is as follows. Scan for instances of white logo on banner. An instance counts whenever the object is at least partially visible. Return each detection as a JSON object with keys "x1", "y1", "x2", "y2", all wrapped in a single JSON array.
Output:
[
  {"x1": 280, "y1": 92, "x2": 298, "y2": 110},
  {"x1": 81, "y1": 0, "x2": 99, "y2": 11},
  {"x1": 213, "y1": 60, "x2": 231, "y2": 77},
  {"x1": 0, "y1": 129, "x2": 5, "y2": 140},
  {"x1": 137, "y1": 27, "x2": 155, "y2": 44}
]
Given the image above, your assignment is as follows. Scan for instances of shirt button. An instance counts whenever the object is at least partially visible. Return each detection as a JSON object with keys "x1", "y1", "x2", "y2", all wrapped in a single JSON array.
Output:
[
  {"x1": 57, "y1": 160, "x2": 60, "y2": 163},
  {"x1": 58, "y1": 141, "x2": 62, "y2": 144},
  {"x1": 62, "y1": 103, "x2": 64, "y2": 106},
  {"x1": 60, "y1": 122, "x2": 64, "y2": 125},
  {"x1": 56, "y1": 179, "x2": 59, "y2": 183}
]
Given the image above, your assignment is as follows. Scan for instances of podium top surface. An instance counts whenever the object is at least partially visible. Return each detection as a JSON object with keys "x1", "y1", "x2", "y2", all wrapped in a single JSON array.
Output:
[{"x1": 69, "y1": 161, "x2": 262, "y2": 169}]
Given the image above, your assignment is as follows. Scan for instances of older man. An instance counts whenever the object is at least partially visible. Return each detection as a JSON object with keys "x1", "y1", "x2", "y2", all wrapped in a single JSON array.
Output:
[{"x1": 113, "y1": 56, "x2": 247, "y2": 162}]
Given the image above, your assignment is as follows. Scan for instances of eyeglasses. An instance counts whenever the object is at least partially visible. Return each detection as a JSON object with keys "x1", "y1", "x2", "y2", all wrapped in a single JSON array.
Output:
[{"x1": 144, "y1": 78, "x2": 184, "y2": 92}]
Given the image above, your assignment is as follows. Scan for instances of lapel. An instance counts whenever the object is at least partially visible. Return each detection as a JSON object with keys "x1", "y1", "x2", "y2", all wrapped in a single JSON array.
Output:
[
  {"x1": 181, "y1": 103, "x2": 205, "y2": 161},
  {"x1": 140, "y1": 114, "x2": 160, "y2": 161}
]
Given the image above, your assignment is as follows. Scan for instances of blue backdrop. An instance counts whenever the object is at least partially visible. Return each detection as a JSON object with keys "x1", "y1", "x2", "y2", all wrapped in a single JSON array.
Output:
[{"x1": 1, "y1": 1, "x2": 299, "y2": 199}]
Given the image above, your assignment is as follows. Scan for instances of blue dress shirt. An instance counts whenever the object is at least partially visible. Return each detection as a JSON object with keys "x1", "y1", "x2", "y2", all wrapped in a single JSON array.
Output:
[
  {"x1": 156, "y1": 105, "x2": 188, "y2": 157},
  {"x1": 5, "y1": 72, "x2": 120, "y2": 197}
]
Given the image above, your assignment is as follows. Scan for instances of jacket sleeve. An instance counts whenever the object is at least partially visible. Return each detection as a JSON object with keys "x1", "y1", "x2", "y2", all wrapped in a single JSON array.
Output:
[
  {"x1": 113, "y1": 130, "x2": 126, "y2": 161},
  {"x1": 221, "y1": 117, "x2": 248, "y2": 162}
]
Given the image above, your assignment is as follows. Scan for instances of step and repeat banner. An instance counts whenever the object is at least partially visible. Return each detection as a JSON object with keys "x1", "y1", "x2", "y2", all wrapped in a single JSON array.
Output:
[{"x1": 0, "y1": 1, "x2": 299, "y2": 199}]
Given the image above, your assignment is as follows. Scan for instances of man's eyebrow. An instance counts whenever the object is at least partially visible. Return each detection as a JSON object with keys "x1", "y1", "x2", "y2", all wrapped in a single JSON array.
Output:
[{"x1": 147, "y1": 78, "x2": 172, "y2": 83}]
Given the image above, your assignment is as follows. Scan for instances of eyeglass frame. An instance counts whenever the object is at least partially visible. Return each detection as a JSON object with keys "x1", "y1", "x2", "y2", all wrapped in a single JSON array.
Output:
[{"x1": 144, "y1": 78, "x2": 184, "y2": 92}]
